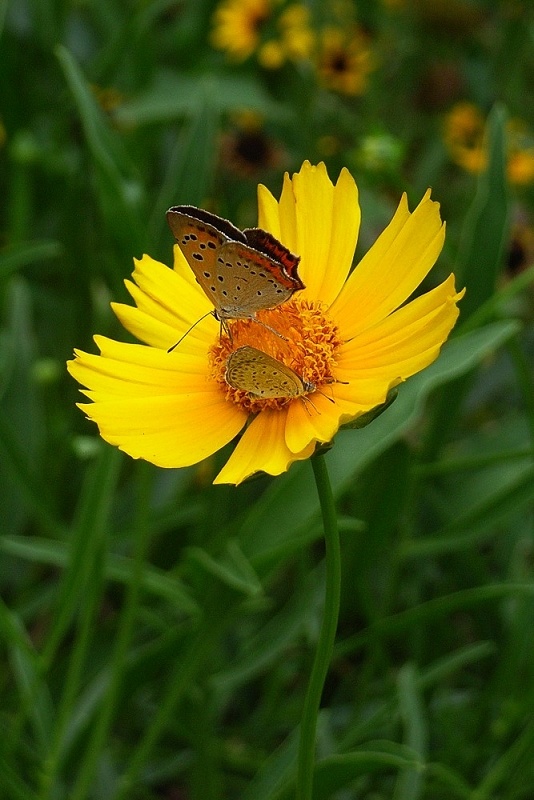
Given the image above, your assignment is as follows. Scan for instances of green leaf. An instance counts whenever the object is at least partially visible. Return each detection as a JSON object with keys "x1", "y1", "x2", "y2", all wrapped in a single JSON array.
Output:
[
  {"x1": 0, "y1": 535, "x2": 199, "y2": 616},
  {"x1": 55, "y1": 45, "x2": 146, "y2": 255},
  {"x1": 187, "y1": 539, "x2": 263, "y2": 597},
  {"x1": 0, "y1": 598, "x2": 54, "y2": 755},
  {"x1": 148, "y1": 100, "x2": 220, "y2": 250},
  {"x1": 115, "y1": 71, "x2": 289, "y2": 127},
  {"x1": 455, "y1": 104, "x2": 510, "y2": 321},
  {"x1": 394, "y1": 664, "x2": 427, "y2": 800},
  {"x1": 0, "y1": 240, "x2": 63, "y2": 278},
  {"x1": 0, "y1": 280, "x2": 53, "y2": 536},
  {"x1": 213, "y1": 566, "x2": 323, "y2": 692},
  {"x1": 239, "y1": 321, "x2": 519, "y2": 566},
  {"x1": 312, "y1": 743, "x2": 421, "y2": 800},
  {"x1": 41, "y1": 447, "x2": 122, "y2": 669}
]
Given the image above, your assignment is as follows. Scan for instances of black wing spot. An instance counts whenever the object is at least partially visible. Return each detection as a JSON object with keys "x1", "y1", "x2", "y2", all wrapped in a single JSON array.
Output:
[
  {"x1": 203, "y1": 271, "x2": 210, "y2": 278},
  {"x1": 193, "y1": 253, "x2": 203, "y2": 261},
  {"x1": 217, "y1": 275, "x2": 224, "y2": 282},
  {"x1": 208, "y1": 241, "x2": 217, "y2": 249}
]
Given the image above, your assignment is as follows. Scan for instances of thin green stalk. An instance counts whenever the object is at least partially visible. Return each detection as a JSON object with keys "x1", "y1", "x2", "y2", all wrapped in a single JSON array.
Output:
[
  {"x1": 296, "y1": 454, "x2": 341, "y2": 800},
  {"x1": 70, "y1": 462, "x2": 153, "y2": 800},
  {"x1": 40, "y1": 538, "x2": 106, "y2": 799},
  {"x1": 113, "y1": 585, "x2": 236, "y2": 800}
]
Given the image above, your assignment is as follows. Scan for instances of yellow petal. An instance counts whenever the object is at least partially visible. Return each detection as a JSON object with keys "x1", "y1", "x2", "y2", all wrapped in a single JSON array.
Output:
[
  {"x1": 317, "y1": 166, "x2": 360, "y2": 307},
  {"x1": 68, "y1": 334, "x2": 247, "y2": 467},
  {"x1": 258, "y1": 163, "x2": 360, "y2": 307},
  {"x1": 284, "y1": 392, "x2": 343, "y2": 453},
  {"x1": 337, "y1": 274, "x2": 463, "y2": 381},
  {"x1": 77, "y1": 390, "x2": 246, "y2": 469},
  {"x1": 67, "y1": 344, "x2": 210, "y2": 398},
  {"x1": 213, "y1": 408, "x2": 315, "y2": 484},
  {"x1": 111, "y1": 254, "x2": 217, "y2": 351},
  {"x1": 257, "y1": 184, "x2": 282, "y2": 240},
  {"x1": 331, "y1": 190, "x2": 445, "y2": 339}
]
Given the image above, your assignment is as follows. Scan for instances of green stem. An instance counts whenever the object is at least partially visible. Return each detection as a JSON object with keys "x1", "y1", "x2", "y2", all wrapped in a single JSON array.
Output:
[
  {"x1": 70, "y1": 462, "x2": 153, "y2": 800},
  {"x1": 296, "y1": 454, "x2": 341, "y2": 800}
]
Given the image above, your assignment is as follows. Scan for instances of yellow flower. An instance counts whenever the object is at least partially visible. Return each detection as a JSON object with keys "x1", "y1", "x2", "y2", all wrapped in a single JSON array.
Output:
[
  {"x1": 317, "y1": 26, "x2": 374, "y2": 96},
  {"x1": 211, "y1": 0, "x2": 273, "y2": 61},
  {"x1": 443, "y1": 102, "x2": 488, "y2": 173},
  {"x1": 278, "y1": 4, "x2": 315, "y2": 61},
  {"x1": 444, "y1": 103, "x2": 534, "y2": 185},
  {"x1": 506, "y1": 120, "x2": 534, "y2": 185},
  {"x1": 68, "y1": 162, "x2": 463, "y2": 485},
  {"x1": 211, "y1": 0, "x2": 314, "y2": 68}
]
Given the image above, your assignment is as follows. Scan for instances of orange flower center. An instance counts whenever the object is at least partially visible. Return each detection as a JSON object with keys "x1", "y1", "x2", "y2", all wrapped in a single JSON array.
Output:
[{"x1": 210, "y1": 298, "x2": 343, "y2": 413}]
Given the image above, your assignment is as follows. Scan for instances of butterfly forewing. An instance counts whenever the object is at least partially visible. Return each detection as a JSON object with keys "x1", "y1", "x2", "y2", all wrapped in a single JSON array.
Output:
[
  {"x1": 225, "y1": 346, "x2": 312, "y2": 399},
  {"x1": 166, "y1": 206, "x2": 303, "y2": 323},
  {"x1": 215, "y1": 241, "x2": 299, "y2": 318}
]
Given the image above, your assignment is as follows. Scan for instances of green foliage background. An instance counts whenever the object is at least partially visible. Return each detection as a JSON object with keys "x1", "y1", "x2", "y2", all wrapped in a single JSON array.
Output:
[{"x1": 1, "y1": 0, "x2": 534, "y2": 798}]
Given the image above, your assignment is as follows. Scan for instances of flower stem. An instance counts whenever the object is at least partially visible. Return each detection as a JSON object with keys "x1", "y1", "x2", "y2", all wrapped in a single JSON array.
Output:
[{"x1": 297, "y1": 454, "x2": 341, "y2": 800}]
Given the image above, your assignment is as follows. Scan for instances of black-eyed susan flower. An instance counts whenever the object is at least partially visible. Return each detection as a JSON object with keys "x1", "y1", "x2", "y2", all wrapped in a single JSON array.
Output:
[
  {"x1": 211, "y1": 0, "x2": 272, "y2": 62},
  {"x1": 211, "y1": 0, "x2": 314, "y2": 68},
  {"x1": 219, "y1": 112, "x2": 285, "y2": 178},
  {"x1": 68, "y1": 162, "x2": 463, "y2": 485},
  {"x1": 317, "y1": 26, "x2": 374, "y2": 96}
]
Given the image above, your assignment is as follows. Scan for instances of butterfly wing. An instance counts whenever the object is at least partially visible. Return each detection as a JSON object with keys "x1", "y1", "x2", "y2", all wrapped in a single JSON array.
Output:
[
  {"x1": 216, "y1": 241, "x2": 302, "y2": 319},
  {"x1": 226, "y1": 346, "x2": 306, "y2": 398},
  {"x1": 243, "y1": 228, "x2": 303, "y2": 286},
  {"x1": 167, "y1": 206, "x2": 304, "y2": 321},
  {"x1": 166, "y1": 207, "x2": 247, "y2": 314}
]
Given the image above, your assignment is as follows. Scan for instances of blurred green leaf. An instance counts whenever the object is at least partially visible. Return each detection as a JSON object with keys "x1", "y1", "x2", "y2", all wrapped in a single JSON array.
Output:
[
  {"x1": 55, "y1": 45, "x2": 146, "y2": 255},
  {"x1": 42, "y1": 446, "x2": 122, "y2": 669},
  {"x1": 312, "y1": 743, "x2": 421, "y2": 800},
  {"x1": 394, "y1": 664, "x2": 427, "y2": 800},
  {"x1": 213, "y1": 565, "x2": 323, "y2": 693},
  {"x1": 0, "y1": 241, "x2": 63, "y2": 278},
  {"x1": 149, "y1": 99, "x2": 220, "y2": 251},
  {"x1": 239, "y1": 321, "x2": 519, "y2": 565},
  {"x1": 0, "y1": 598, "x2": 54, "y2": 755},
  {"x1": 455, "y1": 104, "x2": 510, "y2": 320},
  {"x1": 115, "y1": 71, "x2": 289, "y2": 127},
  {"x1": 187, "y1": 539, "x2": 263, "y2": 597},
  {"x1": 0, "y1": 535, "x2": 199, "y2": 615},
  {"x1": 0, "y1": 279, "x2": 53, "y2": 536}
]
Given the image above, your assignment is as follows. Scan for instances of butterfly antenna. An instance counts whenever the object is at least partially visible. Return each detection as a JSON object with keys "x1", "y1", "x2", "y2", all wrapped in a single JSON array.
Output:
[
  {"x1": 254, "y1": 318, "x2": 288, "y2": 341},
  {"x1": 167, "y1": 311, "x2": 214, "y2": 353},
  {"x1": 315, "y1": 388, "x2": 335, "y2": 404},
  {"x1": 301, "y1": 395, "x2": 319, "y2": 415}
]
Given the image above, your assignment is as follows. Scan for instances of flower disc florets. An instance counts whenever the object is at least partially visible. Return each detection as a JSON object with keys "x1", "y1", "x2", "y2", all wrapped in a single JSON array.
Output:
[{"x1": 210, "y1": 298, "x2": 342, "y2": 413}]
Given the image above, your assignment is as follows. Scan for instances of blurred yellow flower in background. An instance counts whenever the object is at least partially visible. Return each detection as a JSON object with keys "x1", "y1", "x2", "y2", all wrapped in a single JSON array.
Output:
[
  {"x1": 211, "y1": 0, "x2": 314, "y2": 68},
  {"x1": 317, "y1": 26, "x2": 374, "y2": 95},
  {"x1": 444, "y1": 102, "x2": 534, "y2": 185},
  {"x1": 211, "y1": 0, "x2": 273, "y2": 61}
]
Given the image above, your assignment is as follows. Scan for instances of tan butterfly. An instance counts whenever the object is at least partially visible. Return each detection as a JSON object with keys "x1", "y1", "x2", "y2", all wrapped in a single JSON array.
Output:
[
  {"x1": 225, "y1": 346, "x2": 315, "y2": 399},
  {"x1": 167, "y1": 206, "x2": 304, "y2": 349}
]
